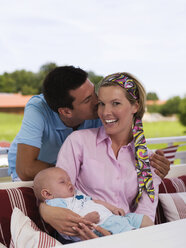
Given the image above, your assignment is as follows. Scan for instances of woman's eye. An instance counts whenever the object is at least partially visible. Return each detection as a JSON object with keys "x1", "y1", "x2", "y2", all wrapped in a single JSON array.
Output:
[
  {"x1": 113, "y1": 102, "x2": 120, "y2": 106},
  {"x1": 98, "y1": 102, "x2": 104, "y2": 106}
]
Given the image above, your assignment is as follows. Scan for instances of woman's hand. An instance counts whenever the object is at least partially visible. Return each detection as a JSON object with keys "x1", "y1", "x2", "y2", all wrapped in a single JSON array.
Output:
[
  {"x1": 73, "y1": 223, "x2": 111, "y2": 240},
  {"x1": 39, "y1": 203, "x2": 92, "y2": 236},
  {"x1": 150, "y1": 149, "x2": 170, "y2": 179}
]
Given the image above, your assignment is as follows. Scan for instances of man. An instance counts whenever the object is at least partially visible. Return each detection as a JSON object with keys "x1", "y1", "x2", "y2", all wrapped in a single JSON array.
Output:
[{"x1": 8, "y1": 66, "x2": 170, "y2": 181}]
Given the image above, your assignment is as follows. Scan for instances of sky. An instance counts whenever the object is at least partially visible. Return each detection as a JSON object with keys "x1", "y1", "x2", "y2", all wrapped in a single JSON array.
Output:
[{"x1": 0, "y1": 0, "x2": 186, "y2": 100}]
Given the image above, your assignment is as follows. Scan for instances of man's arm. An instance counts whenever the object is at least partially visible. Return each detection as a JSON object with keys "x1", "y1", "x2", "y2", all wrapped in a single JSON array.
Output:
[
  {"x1": 16, "y1": 144, "x2": 54, "y2": 181},
  {"x1": 150, "y1": 149, "x2": 171, "y2": 179}
]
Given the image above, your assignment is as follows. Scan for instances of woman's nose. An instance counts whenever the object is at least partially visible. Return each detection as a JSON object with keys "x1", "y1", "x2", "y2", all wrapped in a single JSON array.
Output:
[{"x1": 102, "y1": 105, "x2": 111, "y2": 116}]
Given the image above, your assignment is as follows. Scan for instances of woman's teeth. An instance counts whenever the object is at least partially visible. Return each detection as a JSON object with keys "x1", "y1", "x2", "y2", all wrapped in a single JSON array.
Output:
[{"x1": 105, "y1": 119, "x2": 117, "y2": 123}]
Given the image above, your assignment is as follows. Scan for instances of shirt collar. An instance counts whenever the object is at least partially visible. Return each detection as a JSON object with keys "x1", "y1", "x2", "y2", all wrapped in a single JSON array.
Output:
[
  {"x1": 53, "y1": 112, "x2": 71, "y2": 131},
  {"x1": 53, "y1": 112, "x2": 88, "y2": 131},
  {"x1": 97, "y1": 126, "x2": 135, "y2": 150}
]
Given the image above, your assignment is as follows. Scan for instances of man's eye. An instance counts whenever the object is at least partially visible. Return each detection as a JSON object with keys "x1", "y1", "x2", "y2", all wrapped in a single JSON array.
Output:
[{"x1": 84, "y1": 98, "x2": 90, "y2": 103}]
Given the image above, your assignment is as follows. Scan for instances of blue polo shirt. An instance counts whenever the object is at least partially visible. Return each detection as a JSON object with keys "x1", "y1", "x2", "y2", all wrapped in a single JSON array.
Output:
[{"x1": 8, "y1": 94, "x2": 102, "y2": 179}]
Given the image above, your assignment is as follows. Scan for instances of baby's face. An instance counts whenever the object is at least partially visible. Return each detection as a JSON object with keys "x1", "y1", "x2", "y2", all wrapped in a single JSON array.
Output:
[{"x1": 48, "y1": 169, "x2": 75, "y2": 198}]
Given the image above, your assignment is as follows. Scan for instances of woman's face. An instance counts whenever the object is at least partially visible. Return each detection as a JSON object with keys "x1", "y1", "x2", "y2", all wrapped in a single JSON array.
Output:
[{"x1": 98, "y1": 85, "x2": 138, "y2": 138}]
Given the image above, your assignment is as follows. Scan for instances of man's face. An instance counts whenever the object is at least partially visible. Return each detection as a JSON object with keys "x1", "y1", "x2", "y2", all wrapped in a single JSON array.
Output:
[{"x1": 69, "y1": 79, "x2": 99, "y2": 125}]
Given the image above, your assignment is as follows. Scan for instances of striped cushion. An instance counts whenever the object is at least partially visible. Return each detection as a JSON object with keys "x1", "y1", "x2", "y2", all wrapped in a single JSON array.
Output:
[
  {"x1": 155, "y1": 175, "x2": 186, "y2": 224},
  {"x1": 0, "y1": 187, "x2": 55, "y2": 247},
  {"x1": 9, "y1": 208, "x2": 61, "y2": 248},
  {"x1": 158, "y1": 192, "x2": 186, "y2": 221}
]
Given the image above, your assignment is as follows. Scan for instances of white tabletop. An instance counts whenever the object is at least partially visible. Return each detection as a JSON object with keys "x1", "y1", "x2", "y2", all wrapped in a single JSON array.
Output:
[{"x1": 56, "y1": 219, "x2": 186, "y2": 248}]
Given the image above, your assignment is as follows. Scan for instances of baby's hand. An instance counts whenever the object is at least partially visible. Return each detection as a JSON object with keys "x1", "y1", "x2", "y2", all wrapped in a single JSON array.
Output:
[
  {"x1": 84, "y1": 211, "x2": 100, "y2": 224},
  {"x1": 112, "y1": 208, "x2": 125, "y2": 216}
]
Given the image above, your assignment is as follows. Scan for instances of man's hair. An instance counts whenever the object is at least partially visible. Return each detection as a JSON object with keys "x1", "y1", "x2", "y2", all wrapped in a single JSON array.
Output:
[{"x1": 42, "y1": 66, "x2": 88, "y2": 112}]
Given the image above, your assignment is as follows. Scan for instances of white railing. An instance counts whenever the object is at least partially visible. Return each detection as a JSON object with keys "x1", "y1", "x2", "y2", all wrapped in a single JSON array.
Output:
[
  {"x1": 1, "y1": 136, "x2": 186, "y2": 179},
  {"x1": 146, "y1": 136, "x2": 186, "y2": 164},
  {"x1": 0, "y1": 148, "x2": 9, "y2": 178}
]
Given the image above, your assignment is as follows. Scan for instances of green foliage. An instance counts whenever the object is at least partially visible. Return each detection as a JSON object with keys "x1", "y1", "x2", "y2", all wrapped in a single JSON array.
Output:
[
  {"x1": 39, "y1": 62, "x2": 57, "y2": 74},
  {"x1": 0, "y1": 75, "x2": 17, "y2": 93},
  {"x1": 146, "y1": 104, "x2": 162, "y2": 113},
  {"x1": 159, "y1": 96, "x2": 181, "y2": 116},
  {"x1": 0, "y1": 70, "x2": 42, "y2": 95},
  {"x1": 88, "y1": 71, "x2": 103, "y2": 91},
  {"x1": 146, "y1": 92, "x2": 159, "y2": 100},
  {"x1": 179, "y1": 97, "x2": 186, "y2": 126},
  {"x1": 0, "y1": 63, "x2": 103, "y2": 95}
]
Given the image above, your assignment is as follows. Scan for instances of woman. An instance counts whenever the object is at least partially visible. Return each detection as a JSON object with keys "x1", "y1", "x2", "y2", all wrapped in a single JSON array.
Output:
[{"x1": 40, "y1": 72, "x2": 161, "y2": 240}]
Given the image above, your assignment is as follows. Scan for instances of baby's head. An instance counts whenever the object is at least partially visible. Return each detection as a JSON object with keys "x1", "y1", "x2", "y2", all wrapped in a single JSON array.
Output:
[{"x1": 33, "y1": 167, "x2": 75, "y2": 202}]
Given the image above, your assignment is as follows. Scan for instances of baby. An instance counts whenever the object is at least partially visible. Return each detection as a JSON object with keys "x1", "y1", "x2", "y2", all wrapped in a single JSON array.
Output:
[{"x1": 33, "y1": 167, "x2": 153, "y2": 240}]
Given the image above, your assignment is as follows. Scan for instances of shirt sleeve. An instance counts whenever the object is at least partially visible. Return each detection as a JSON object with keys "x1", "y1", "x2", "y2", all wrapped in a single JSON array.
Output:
[
  {"x1": 16, "y1": 101, "x2": 45, "y2": 148},
  {"x1": 46, "y1": 198, "x2": 67, "y2": 208},
  {"x1": 56, "y1": 132, "x2": 82, "y2": 185},
  {"x1": 134, "y1": 166, "x2": 162, "y2": 221}
]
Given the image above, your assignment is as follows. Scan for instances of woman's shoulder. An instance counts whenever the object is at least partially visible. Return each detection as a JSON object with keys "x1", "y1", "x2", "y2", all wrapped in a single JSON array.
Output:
[
  {"x1": 71, "y1": 127, "x2": 100, "y2": 138},
  {"x1": 64, "y1": 128, "x2": 101, "y2": 147}
]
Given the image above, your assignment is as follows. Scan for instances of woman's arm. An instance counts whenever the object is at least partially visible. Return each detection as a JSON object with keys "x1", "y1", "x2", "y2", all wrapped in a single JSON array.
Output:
[
  {"x1": 39, "y1": 203, "x2": 92, "y2": 236},
  {"x1": 135, "y1": 166, "x2": 161, "y2": 221},
  {"x1": 74, "y1": 223, "x2": 111, "y2": 240}
]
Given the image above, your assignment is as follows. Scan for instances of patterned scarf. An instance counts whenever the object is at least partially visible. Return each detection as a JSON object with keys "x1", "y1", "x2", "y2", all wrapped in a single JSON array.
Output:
[{"x1": 101, "y1": 73, "x2": 155, "y2": 211}]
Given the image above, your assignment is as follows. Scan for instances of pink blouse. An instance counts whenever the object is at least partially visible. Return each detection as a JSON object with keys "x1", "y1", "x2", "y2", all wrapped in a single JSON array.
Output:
[{"x1": 56, "y1": 126, "x2": 161, "y2": 221}]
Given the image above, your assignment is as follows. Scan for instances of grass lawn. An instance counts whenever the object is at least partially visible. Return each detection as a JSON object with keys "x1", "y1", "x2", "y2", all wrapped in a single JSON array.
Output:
[
  {"x1": 0, "y1": 112, "x2": 23, "y2": 142},
  {"x1": 0, "y1": 112, "x2": 186, "y2": 181},
  {"x1": 0, "y1": 112, "x2": 186, "y2": 142},
  {"x1": 144, "y1": 121, "x2": 186, "y2": 139}
]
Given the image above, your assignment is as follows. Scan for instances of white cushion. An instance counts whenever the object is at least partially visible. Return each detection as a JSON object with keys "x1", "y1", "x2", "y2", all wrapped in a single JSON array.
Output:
[
  {"x1": 159, "y1": 192, "x2": 186, "y2": 221},
  {"x1": 10, "y1": 207, "x2": 62, "y2": 247}
]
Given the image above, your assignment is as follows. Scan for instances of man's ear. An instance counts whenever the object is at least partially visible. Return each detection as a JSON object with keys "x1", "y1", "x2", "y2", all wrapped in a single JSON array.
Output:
[
  {"x1": 58, "y1": 107, "x2": 72, "y2": 118},
  {"x1": 41, "y1": 189, "x2": 53, "y2": 200}
]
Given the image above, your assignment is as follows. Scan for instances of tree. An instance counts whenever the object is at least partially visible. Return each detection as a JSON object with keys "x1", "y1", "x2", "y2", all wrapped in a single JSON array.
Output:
[
  {"x1": 0, "y1": 75, "x2": 17, "y2": 93},
  {"x1": 88, "y1": 71, "x2": 103, "y2": 91},
  {"x1": 179, "y1": 97, "x2": 186, "y2": 126},
  {"x1": 160, "y1": 96, "x2": 181, "y2": 116},
  {"x1": 39, "y1": 62, "x2": 57, "y2": 77},
  {"x1": 146, "y1": 92, "x2": 159, "y2": 100}
]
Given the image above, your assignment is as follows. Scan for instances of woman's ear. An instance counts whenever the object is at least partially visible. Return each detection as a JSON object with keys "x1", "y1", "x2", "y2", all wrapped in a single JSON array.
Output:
[
  {"x1": 58, "y1": 107, "x2": 73, "y2": 118},
  {"x1": 132, "y1": 101, "x2": 139, "y2": 114},
  {"x1": 41, "y1": 188, "x2": 53, "y2": 200}
]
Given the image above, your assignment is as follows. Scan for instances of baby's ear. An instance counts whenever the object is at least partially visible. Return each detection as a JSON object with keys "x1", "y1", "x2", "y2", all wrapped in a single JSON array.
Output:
[{"x1": 41, "y1": 189, "x2": 53, "y2": 200}]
